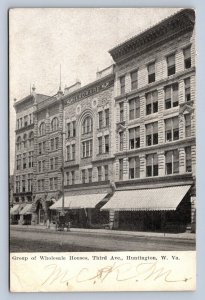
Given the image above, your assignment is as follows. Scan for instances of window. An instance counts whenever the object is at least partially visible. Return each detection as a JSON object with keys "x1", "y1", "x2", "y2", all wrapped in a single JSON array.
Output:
[
  {"x1": 16, "y1": 136, "x2": 21, "y2": 151},
  {"x1": 164, "y1": 84, "x2": 178, "y2": 109},
  {"x1": 129, "y1": 127, "x2": 140, "y2": 149},
  {"x1": 167, "y1": 54, "x2": 175, "y2": 76},
  {"x1": 28, "y1": 132, "x2": 34, "y2": 147},
  {"x1": 72, "y1": 121, "x2": 76, "y2": 137},
  {"x1": 97, "y1": 166, "x2": 102, "y2": 181},
  {"x1": 88, "y1": 168, "x2": 92, "y2": 183},
  {"x1": 185, "y1": 114, "x2": 191, "y2": 137},
  {"x1": 131, "y1": 70, "x2": 138, "y2": 90},
  {"x1": 165, "y1": 150, "x2": 179, "y2": 175},
  {"x1": 15, "y1": 176, "x2": 20, "y2": 193},
  {"x1": 20, "y1": 118, "x2": 23, "y2": 128},
  {"x1": 146, "y1": 153, "x2": 158, "y2": 177},
  {"x1": 49, "y1": 178, "x2": 53, "y2": 190},
  {"x1": 55, "y1": 157, "x2": 58, "y2": 169},
  {"x1": 184, "y1": 47, "x2": 191, "y2": 69},
  {"x1": 104, "y1": 165, "x2": 109, "y2": 181},
  {"x1": 119, "y1": 159, "x2": 123, "y2": 180},
  {"x1": 50, "y1": 139, "x2": 54, "y2": 151},
  {"x1": 129, "y1": 97, "x2": 140, "y2": 120},
  {"x1": 82, "y1": 169, "x2": 86, "y2": 184},
  {"x1": 185, "y1": 78, "x2": 191, "y2": 101},
  {"x1": 28, "y1": 151, "x2": 33, "y2": 168},
  {"x1": 72, "y1": 144, "x2": 75, "y2": 160},
  {"x1": 54, "y1": 177, "x2": 58, "y2": 190},
  {"x1": 105, "y1": 109, "x2": 109, "y2": 127},
  {"x1": 119, "y1": 131, "x2": 124, "y2": 151},
  {"x1": 43, "y1": 141, "x2": 46, "y2": 153},
  {"x1": 28, "y1": 174, "x2": 32, "y2": 192},
  {"x1": 98, "y1": 137, "x2": 102, "y2": 154},
  {"x1": 39, "y1": 122, "x2": 46, "y2": 136},
  {"x1": 55, "y1": 137, "x2": 59, "y2": 149},
  {"x1": 105, "y1": 135, "x2": 109, "y2": 153},
  {"x1": 23, "y1": 134, "x2": 27, "y2": 149},
  {"x1": 98, "y1": 111, "x2": 103, "y2": 129},
  {"x1": 129, "y1": 156, "x2": 140, "y2": 179},
  {"x1": 38, "y1": 161, "x2": 42, "y2": 173},
  {"x1": 16, "y1": 154, "x2": 21, "y2": 170},
  {"x1": 66, "y1": 172, "x2": 70, "y2": 185},
  {"x1": 119, "y1": 102, "x2": 124, "y2": 122},
  {"x1": 82, "y1": 116, "x2": 92, "y2": 134},
  {"x1": 67, "y1": 123, "x2": 71, "y2": 138},
  {"x1": 50, "y1": 158, "x2": 54, "y2": 170},
  {"x1": 165, "y1": 117, "x2": 179, "y2": 142},
  {"x1": 146, "y1": 91, "x2": 158, "y2": 115},
  {"x1": 23, "y1": 153, "x2": 26, "y2": 169},
  {"x1": 42, "y1": 160, "x2": 45, "y2": 172},
  {"x1": 82, "y1": 140, "x2": 92, "y2": 158},
  {"x1": 148, "y1": 62, "x2": 155, "y2": 83},
  {"x1": 29, "y1": 113, "x2": 33, "y2": 125},
  {"x1": 146, "y1": 122, "x2": 158, "y2": 146},
  {"x1": 71, "y1": 171, "x2": 75, "y2": 185},
  {"x1": 16, "y1": 119, "x2": 19, "y2": 130},
  {"x1": 66, "y1": 145, "x2": 70, "y2": 161},
  {"x1": 185, "y1": 146, "x2": 192, "y2": 172},
  {"x1": 120, "y1": 76, "x2": 125, "y2": 95},
  {"x1": 51, "y1": 117, "x2": 59, "y2": 132},
  {"x1": 24, "y1": 115, "x2": 28, "y2": 127},
  {"x1": 49, "y1": 177, "x2": 57, "y2": 190},
  {"x1": 22, "y1": 175, "x2": 26, "y2": 192}
]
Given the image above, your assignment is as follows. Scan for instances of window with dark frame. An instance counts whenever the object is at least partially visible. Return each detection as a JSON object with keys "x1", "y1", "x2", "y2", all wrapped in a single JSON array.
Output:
[
  {"x1": 104, "y1": 165, "x2": 109, "y2": 181},
  {"x1": 184, "y1": 47, "x2": 191, "y2": 69},
  {"x1": 167, "y1": 54, "x2": 176, "y2": 76},
  {"x1": 119, "y1": 131, "x2": 123, "y2": 151},
  {"x1": 185, "y1": 146, "x2": 192, "y2": 172},
  {"x1": 71, "y1": 171, "x2": 75, "y2": 185},
  {"x1": 82, "y1": 139, "x2": 92, "y2": 158},
  {"x1": 146, "y1": 153, "x2": 158, "y2": 177},
  {"x1": 119, "y1": 102, "x2": 124, "y2": 122},
  {"x1": 67, "y1": 122, "x2": 71, "y2": 138},
  {"x1": 97, "y1": 166, "x2": 102, "y2": 182},
  {"x1": 129, "y1": 97, "x2": 140, "y2": 120},
  {"x1": 98, "y1": 136, "x2": 103, "y2": 154},
  {"x1": 72, "y1": 144, "x2": 75, "y2": 160},
  {"x1": 72, "y1": 121, "x2": 76, "y2": 137},
  {"x1": 129, "y1": 156, "x2": 140, "y2": 179},
  {"x1": 148, "y1": 62, "x2": 155, "y2": 83},
  {"x1": 120, "y1": 76, "x2": 125, "y2": 95},
  {"x1": 165, "y1": 150, "x2": 179, "y2": 175},
  {"x1": 146, "y1": 122, "x2": 158, "y2": 146},
  {"x1": 146, "y1": 91, "x2": 158, "y2": 115},
  {"x1": 129, "y1": 127, "x2": 140, "y2": 149},
  {"x1": 88, "y1": 168, "x2": 92, "y2": 183},
  {"x1": 82, "y1": 169, "x2": 86, "y2": 184},
  {"x1": 119, "y1": 159, "x2": 123, "y2": 180},
  {"x1": 82, "y1": 116, "x2": 92, "y2": 134},
  {"x1": 131, "y1": 70, "x2": 138, "y2": 90},
  {"x1": 164, "y1": 83, "x2": 178, "y2": 109},
  {"x1": 98, "y1": 111, "x2": 103, "y2": 129},
  {"x1": 105, "y1": 109, "x2": 109, "y2": 127},
  {"x1": 185, "y1": 114, "x2": 191, "y2": 137},
  {"x1": 185, "y1": 78, "x2": 191, "y2": 101},
  {"x1": 165, "y1": 117, "x2": 179, "y2": 142},
  {"x1": 66, "y1": 145, "x2": 70, "y2": 161},
  {"x1": 105, "y1": 135, "x2": 109, "y2": 153}
]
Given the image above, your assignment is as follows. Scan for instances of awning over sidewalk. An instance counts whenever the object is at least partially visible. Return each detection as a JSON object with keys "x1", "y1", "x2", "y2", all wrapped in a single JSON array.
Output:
[
  {"x1": 10, "y1": 204, "x2": 20, "y2": 215},
  {"x1": 101, "y1": 185, "x2": 191, "y2": 211},
  {"x1": 49, "y1": 193, "x2": 107, "y2": 210},
  {"x1": 19, "y1": 203, "x2": 33, "y2": 215}
]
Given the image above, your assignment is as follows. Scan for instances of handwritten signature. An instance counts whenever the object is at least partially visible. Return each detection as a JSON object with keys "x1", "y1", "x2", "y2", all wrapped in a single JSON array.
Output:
[{"x1": 41, "y1": 262, "x2": 192, "y2": 286}]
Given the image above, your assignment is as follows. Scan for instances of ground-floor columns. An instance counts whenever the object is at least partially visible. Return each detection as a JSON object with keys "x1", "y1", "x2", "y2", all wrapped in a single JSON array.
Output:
[
  {"x1": 18, "y1": 214, "x2": 24, "y2": 225},
  {"x1": 109, "y1": 210, "x2": 119, "y2": 229},
  {"x1": 31, "y1": 213, "x2": 37, "y2": 225},
  {"x1": 191, "y1": 196, "x2": 196, "y2": 233}
]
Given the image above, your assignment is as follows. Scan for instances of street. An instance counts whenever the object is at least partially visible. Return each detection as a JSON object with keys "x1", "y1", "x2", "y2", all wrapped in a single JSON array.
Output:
[{"x1": 10, "y1": 227, "x2": 196, "y2": 252}]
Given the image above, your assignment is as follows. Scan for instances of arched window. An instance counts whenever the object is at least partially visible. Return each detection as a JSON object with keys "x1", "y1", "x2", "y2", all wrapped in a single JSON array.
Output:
[
  {"x1": 39, "y1": 122, "x2": 46, "y2": 136},
  {"x1": 82, "y1": 116, "x2": 92, "y2": 134},
  {"x1": 29, "y1": 131, "x2": 34, "y2": 147},
  {"x1": 51, "y1": 117, "x2": 59, "y2": 132},
  {"x1": 23, "y1": 134, "x2": 27, "y2": 149},
  {"x1": 16, "y1": 136, "x2": 21, "y2": 151}
]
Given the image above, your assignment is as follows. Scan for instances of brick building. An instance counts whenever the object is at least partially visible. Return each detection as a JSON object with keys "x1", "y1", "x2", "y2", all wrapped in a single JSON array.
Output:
[{"x1": 11, "y1": 9, "x2": 196, "y2": 232}]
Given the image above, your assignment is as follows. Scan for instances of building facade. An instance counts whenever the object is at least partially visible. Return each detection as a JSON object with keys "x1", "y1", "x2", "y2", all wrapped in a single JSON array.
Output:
[{"x1": 11, "y1": 9, "x2": 196, "y2": 232}]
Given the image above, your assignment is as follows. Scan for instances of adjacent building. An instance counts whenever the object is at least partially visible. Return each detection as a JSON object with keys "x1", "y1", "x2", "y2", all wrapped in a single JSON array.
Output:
[{"x1": 11, "y1": 9, "x2": 196, "y2": 232}]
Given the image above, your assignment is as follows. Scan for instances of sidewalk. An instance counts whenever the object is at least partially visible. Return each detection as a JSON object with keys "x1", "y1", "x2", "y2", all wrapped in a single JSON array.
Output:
[{"x1": 10, "y1": 224, "x2": 196, "y2": 240}]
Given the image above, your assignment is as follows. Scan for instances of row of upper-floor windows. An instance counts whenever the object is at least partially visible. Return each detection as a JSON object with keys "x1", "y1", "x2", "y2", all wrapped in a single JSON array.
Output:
[
  {"x1": 16, "y1": 132, "x2": 34, "y2": 151},
  {"x1": 119, "y1": 46, "x2": 192, "y2": 95},
  {"x1": 15, "y1": 174, "x2": 32, "y2": 193},
  {"x1": 37, "y1": 157, "x2": 59, "y2": 173},
  {"x1": 118, "y1": 114, "x2": 192, "y2": 151},
  {"x1": 118, "y1": 77, "x2": 192, "y2": 122},
  {"x1": 16, "y1": 113, "x2": 33, "y2": 130},
  {"x1": 39, "y1": 117, "x2": 59, "y2": 136},
  {"x1": 16, "y1": 152, "x2": 33, "y2": 170},
  {"x1": 118, "y1": 146, "x2": 192, "y2": 180}
]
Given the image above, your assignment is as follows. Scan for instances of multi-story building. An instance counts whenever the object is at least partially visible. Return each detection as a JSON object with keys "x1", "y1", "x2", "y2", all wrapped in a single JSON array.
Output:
[
  {"x1": 102, "y1": 8, "x2": 196, "y2": 232},
  {"x1": 11, "y1": 9, "x2": 196, "y2": 232}
]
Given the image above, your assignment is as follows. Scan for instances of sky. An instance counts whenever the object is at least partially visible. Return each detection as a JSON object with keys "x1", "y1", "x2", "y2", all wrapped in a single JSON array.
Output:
[{"x1": 9, "y1": 7, "x2": 180, "y2": 174}]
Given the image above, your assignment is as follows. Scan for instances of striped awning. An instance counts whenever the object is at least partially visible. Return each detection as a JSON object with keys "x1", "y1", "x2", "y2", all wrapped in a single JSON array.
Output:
[
  {"x1": 101, "y1": 185, "x2": 191, "y2": 211},
  {"x1": 49, "y1": 193, "x2": 107, "y2": 210},
  {"x1": 10, "y1": 204, "x2": 20, "y2": 215},
  {"x1": 19, "y1": 203, "x2": 33, "y2": 215}
]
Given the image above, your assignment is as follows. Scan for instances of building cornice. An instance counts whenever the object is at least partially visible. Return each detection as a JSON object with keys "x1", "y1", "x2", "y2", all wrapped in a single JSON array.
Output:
[{"x1": 109, "y1": 9, "x2": 195, "y2": 63}]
